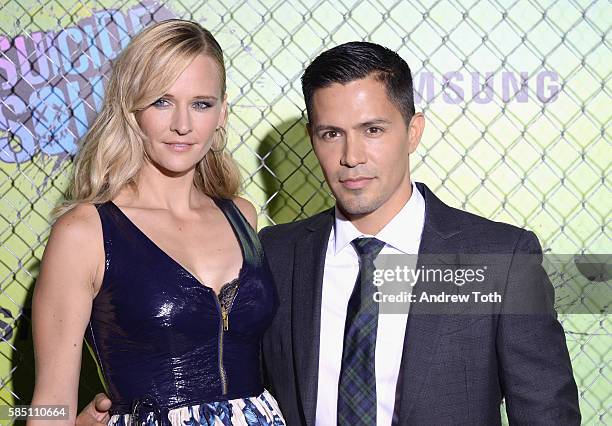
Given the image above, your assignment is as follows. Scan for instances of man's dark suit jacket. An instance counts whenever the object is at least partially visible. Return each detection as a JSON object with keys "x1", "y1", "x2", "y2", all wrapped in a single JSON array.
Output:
[{"x1": 258, "y1": 182, "x2": 580, "y2": 425}]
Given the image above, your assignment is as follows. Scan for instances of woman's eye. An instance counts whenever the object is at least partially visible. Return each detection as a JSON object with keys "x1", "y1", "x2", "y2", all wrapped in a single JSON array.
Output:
[
  {"x1": 152, "y1": 98, "x2": 170, "y2": 108},
  {"x1": 193, "y1": 101, "x2": 212, "y2": 110}
]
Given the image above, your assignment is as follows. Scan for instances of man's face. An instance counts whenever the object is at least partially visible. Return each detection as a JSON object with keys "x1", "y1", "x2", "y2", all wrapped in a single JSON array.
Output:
[{"x1": 308, "y1": 76, "x2": 423, "y2": 219}]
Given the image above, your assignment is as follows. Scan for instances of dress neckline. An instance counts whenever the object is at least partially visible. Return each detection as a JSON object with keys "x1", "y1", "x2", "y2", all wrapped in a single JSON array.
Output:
[{"x1": 106, "y1": 199, "x2": 245, "y2": 296}]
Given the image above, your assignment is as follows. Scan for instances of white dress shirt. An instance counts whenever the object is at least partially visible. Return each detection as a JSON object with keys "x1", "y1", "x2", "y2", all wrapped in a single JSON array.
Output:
[{"x1": 315, "y1": 182, "x2": 426, "y2": 426}]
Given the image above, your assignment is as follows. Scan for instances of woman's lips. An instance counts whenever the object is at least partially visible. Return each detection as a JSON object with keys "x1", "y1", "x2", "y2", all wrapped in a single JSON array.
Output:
[{"x1": 163, "y1": 142, "x2": 195, "y2": 152}]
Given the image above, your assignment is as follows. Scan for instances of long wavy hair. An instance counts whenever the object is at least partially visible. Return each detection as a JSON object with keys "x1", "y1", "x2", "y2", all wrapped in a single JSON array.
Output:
[{"x1": 54, "y1": 19, "x2": 240, "y2": 217}]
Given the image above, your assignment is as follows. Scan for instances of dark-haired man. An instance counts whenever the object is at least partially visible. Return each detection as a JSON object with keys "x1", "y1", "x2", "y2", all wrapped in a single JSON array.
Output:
[
  {"x1": 78, "y1": 42, "x2": 580, "y2": 425},
  {"x1": 259, "y1": 42, "x2": 580, "y2": 425}
]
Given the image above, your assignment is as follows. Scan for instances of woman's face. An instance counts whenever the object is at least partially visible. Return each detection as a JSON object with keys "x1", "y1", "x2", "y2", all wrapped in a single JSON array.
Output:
[{"x1": 136, "y1": 54, "x2": 227, "y2": 176}]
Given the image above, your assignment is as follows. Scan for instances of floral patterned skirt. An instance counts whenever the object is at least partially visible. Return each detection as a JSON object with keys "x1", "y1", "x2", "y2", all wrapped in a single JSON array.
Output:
[{"x1": 108, "y1": 389, "x2": 285, "y2": 426}]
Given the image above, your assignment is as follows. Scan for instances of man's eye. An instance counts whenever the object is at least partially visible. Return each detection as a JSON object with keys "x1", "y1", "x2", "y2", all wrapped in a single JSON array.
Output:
[
  {"x1": 322, "y1": 131, "x2": 339, "y2": 139},
  {"x1": 367, "y1": 127, "x2": 383, "y2": 135},
  {"x1": 193, "y1": 101, "x2": 212, "y2": 110},
  {"x1": 152, "y1": 98, "x2": 170, "y2": 108}
]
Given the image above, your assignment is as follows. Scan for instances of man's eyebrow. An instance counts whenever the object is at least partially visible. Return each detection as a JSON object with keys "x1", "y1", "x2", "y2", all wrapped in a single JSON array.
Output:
[
  {"x1": 313, "y1": 124, "x2": 344, "y2": 133},
  {"x1": 356, "y1": 118, "x2": 392, "y2": 128}
]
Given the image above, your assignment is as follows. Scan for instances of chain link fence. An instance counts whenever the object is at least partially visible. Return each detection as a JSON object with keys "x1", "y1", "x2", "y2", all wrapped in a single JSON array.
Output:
[{"x1": 0, "y1": 0, "x2": 609, "y2": 423}]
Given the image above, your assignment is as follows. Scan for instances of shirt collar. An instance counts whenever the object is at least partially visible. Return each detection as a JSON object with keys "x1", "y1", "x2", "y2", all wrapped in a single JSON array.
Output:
[{"x1": 333, "y1": 181, "x2": 425, "y2": 255}]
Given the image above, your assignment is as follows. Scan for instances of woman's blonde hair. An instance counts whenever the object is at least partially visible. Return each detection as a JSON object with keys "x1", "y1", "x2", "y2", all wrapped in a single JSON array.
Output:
[{"x1": 55, "y1": 19, "x2": 240, "y2": 217}]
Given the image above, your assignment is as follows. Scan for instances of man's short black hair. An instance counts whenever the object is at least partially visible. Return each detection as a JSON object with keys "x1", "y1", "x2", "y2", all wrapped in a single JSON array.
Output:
[{"x1": 301, "y1": 41, "x2": 415, "y2": 126}]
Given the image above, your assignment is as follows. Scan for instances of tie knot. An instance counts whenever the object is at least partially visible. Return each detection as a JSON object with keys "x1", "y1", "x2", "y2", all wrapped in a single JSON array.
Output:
[{"x1": 351, "y1": 237, "x2": 385, "y2": 259}]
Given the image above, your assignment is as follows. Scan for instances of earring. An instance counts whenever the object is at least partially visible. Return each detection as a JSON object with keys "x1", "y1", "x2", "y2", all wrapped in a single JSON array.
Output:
[{"x1": 210, "y1": 126, "x2": 227, "y2": 153}]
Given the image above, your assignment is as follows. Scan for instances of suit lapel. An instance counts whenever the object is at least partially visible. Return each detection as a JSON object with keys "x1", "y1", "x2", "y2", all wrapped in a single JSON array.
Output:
[
  {"x1": 292, "y1": 208, "x2": 334, "y2": 426},
  {"x1": 393, "y1": 183, "x2": 463, "y2": 423}
]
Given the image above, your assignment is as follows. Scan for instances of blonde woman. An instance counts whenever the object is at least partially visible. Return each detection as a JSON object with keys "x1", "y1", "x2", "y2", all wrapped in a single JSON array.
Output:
[{"x1": 30, "y1": 20, "x2": 284, "y2": 426}]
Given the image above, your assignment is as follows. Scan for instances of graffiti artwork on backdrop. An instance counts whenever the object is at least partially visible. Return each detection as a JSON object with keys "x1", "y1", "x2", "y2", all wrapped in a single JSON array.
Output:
[{"x1": 0, "y1": 1, "x2": 174, "y2": 165}]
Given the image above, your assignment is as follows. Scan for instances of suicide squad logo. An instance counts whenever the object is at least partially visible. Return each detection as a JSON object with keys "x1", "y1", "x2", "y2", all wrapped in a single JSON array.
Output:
[{"x1": 0, "y1": 1, "x2": 174, "y2": 164}]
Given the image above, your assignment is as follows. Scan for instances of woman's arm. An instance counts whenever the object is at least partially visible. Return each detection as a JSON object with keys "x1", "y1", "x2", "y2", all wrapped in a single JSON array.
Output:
[{"x1": 29, "y1": 204, "x2": 104, "y2": 425}]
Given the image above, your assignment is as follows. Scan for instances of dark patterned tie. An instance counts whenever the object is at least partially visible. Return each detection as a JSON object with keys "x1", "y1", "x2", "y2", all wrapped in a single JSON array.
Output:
[{"x1": 337, "y1": 237, "x2": 386, "y2": 426}]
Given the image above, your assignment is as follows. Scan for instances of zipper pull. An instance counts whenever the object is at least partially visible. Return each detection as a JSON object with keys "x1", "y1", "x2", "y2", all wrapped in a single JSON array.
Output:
[{"x1": 222, "y1": 309, "x2": 229, "y2": 331}]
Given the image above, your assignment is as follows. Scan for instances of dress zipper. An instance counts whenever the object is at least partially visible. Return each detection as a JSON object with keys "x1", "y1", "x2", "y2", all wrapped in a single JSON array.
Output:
[
  {"x1": 213, "y1": 281, "x2": 239, "y2": 395},
  {"x1": 213, "y1": 294, "x2": 229, "y2": 395}
]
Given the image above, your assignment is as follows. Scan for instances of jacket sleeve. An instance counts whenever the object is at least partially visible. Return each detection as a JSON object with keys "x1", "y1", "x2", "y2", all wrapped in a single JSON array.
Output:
[{"x1": 496, "y1": 230, "x2": 581, "y2": 424}]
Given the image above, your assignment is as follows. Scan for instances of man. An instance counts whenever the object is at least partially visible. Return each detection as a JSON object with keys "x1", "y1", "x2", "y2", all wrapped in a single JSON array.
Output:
[{"x1": 77, "y1": 42, "x2": 580, "y2": 425}]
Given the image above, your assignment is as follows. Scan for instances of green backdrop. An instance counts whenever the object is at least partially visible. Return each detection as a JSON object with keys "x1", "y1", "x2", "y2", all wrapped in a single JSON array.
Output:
[{"x1": 0, "y1": 0, "x2": 609, "y2": 423}]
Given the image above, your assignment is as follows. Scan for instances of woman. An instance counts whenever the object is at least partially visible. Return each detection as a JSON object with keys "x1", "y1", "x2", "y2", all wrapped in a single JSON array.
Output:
[{"x1": 30, "y1": 19, "x2": 284, "y2": 426}]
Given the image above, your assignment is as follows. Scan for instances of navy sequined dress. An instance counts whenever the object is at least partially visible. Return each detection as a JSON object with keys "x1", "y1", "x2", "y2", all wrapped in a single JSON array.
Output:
[{"x1": 86, "y1": 198, "x2": 284, "y2": 426}]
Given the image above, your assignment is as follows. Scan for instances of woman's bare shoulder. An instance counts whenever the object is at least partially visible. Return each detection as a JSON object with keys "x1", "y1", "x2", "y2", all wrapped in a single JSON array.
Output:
[
  {"x1": 232, "y1": 196, "x2": 257, "y2": 229},
  {"x1": 39, "y1": 203, "x2": 104, "y2": 294},
  {"x1": 51, "y1": 203, "x2": 102, "y2": 241},
  {"x1": 47, "y1": 203, "x2": 104, "y2": 271}
]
